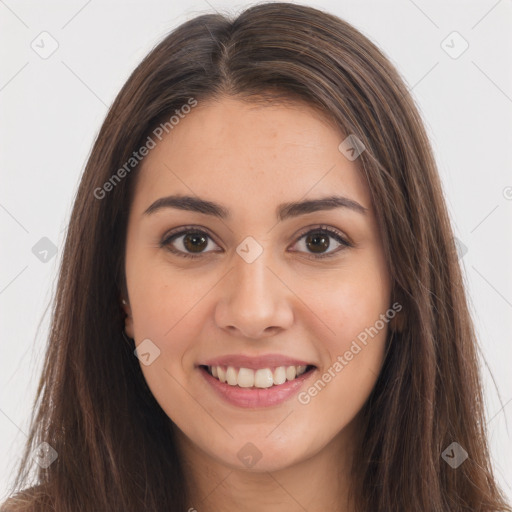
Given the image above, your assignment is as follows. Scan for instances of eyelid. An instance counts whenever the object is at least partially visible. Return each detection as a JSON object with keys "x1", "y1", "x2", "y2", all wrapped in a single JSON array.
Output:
[
  {"x1": 290, "y1": 225, "x2": 353, "y2": 259},
  {"x1": 293, "y1": 224, "x2": 352, "y2": 247},
  {"x1": 160, "y1": 224, "x2": 353, "y2": 259},
  {"x1": 160, "y1": 224, "x2": 220, "y2": 247}
]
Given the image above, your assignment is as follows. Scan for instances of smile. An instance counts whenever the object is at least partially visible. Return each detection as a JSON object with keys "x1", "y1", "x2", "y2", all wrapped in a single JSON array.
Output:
[
  {"x1": 197, "y1": 357, "x2": 317, "y2": 408},
  {"x1": 202, "y1": 364, "x2": 314, "y2": 388}
]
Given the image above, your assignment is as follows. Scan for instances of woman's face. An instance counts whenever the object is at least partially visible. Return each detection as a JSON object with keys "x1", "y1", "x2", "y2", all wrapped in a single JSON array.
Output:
[{"x1": 123, "y1": 96, "x2": 393, "y2": 471}]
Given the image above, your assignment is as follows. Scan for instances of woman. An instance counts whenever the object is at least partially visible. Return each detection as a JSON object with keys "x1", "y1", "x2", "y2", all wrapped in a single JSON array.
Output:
[{"x1": 2, "y1": 2, "x2": 510, "y2": 511}]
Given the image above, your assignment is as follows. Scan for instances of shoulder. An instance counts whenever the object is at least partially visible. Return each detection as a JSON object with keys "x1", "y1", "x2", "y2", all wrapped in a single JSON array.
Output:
[{"x1": 0, "y1": 486, "x2": 49, "y2": 512}]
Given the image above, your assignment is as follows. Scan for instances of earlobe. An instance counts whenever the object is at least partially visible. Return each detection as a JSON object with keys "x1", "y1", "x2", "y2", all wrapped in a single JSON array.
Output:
[{"x1": 121, "y1": 298, "x2": 135, "y2": 339}]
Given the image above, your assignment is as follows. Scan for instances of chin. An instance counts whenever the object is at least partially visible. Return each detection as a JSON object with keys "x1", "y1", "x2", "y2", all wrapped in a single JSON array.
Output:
[{"x1": 208, "y1": 432, "x2": 313, "y2": 473}]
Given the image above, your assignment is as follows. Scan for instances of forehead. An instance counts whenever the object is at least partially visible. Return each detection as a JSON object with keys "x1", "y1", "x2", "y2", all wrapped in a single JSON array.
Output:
[{"x1": 130, "y1": 96, "x2": 371, "y2": 216}]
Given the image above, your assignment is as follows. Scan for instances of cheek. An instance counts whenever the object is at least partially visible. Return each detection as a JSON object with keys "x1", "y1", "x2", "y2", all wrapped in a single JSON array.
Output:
[
  {"x1": 301, "y1": 257, "x2": 391, "y2": 350},
  {"x1": 293, "y1": 259, "x2": 390, "y2": 414},
  {"x1": 128, "y1": 268, "x2": 205, "y2": 425},
  {"x1": 291, "y1": 294, "x2": 389, "y2": 450},
  {"x1": 127, "y1": 252, "x2": 206, "y2": 342}
]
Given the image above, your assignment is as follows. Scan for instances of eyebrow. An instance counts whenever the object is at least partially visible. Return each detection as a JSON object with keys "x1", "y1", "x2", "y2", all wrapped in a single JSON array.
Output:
[{"x1": 143, "y1": 194, "x2": 367, "y2": 221}]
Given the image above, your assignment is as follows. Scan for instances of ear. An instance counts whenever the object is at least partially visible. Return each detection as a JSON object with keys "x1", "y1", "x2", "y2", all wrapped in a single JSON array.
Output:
[{"x1": 121, "y1": 298, "x2": 134, "y2": 339}]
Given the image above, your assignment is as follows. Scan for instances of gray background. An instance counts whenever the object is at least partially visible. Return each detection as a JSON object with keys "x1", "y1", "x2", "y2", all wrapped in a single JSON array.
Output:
[{"x1": 1, "y1": 0, "x2": 511, "y2": 503}]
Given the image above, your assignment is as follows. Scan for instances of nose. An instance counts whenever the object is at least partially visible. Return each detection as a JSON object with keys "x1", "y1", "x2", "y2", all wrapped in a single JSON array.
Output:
[{"x1": 214, "y1": 246, "x2": 294, "y2": 339}]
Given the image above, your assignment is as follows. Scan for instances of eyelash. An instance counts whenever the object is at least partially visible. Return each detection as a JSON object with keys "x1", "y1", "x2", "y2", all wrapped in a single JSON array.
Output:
[{"x1": 159, "y1": 225, "x2": 353, "y2": 260}]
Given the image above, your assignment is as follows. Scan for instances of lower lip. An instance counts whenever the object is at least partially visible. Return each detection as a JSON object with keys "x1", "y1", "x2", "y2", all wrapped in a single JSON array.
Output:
[{"x1": 199, "y1": 366, "x2": 316, "y2": 408}]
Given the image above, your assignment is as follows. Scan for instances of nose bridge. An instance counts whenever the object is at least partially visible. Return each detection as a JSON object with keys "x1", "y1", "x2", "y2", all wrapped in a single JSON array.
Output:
[
  {"x1": 231, "y1": 237, "x2": 278, "y2": 305},
  {"x1": 215, "y1": 236, "x2": 293, "y2": 337}
]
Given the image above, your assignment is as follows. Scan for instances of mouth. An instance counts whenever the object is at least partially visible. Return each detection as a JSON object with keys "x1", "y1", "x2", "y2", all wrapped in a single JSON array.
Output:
[
  {"x1": 199, "y1": 364, "x2": 316, "y2": 388},
  {"x1": 198, "y1": 363, "x2": 317, "y2": 408}
]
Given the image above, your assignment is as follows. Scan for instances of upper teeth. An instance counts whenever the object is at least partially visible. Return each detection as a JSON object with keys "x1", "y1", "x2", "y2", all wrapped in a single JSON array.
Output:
[{"x1": 209, "y1": 365, "x2": 309, "y2": 388}]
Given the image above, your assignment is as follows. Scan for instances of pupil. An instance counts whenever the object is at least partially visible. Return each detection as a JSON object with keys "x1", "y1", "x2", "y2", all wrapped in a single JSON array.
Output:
[
  {"x1": 184, "y1": 233, "x2": 207, "y2": 252},
  {"x1": 306, "y1": 233, "x2": 329, "y2": 253}
]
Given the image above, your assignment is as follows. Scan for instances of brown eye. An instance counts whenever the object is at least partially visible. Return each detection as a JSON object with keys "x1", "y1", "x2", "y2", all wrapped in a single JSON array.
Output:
[
  {"x1": 161, "y1": 225, "x2": 352, "y2": 260},
  {"x1": 304, "y1": 232, "x2": 331, "y2": 253},
  {"x1": 291, "y1": 226, "x2": 352, "y2": 259},
  {"x1": 182, "y1": 232, "x2": 209, "y2": 253},
  {"x1": 161, "y1": 229, "x2": 219, "y2": 259}
]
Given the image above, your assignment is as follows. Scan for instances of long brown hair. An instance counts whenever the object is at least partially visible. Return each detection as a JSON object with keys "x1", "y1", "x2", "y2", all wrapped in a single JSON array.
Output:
[{"x1": 2, "y1": 3, "x2": 510, "y2": 511}]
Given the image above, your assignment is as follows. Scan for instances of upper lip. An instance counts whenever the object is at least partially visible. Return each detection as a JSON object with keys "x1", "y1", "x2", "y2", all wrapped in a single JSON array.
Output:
[{"x1": 199, "y1": 353, "x2": 316, "y2": 370}]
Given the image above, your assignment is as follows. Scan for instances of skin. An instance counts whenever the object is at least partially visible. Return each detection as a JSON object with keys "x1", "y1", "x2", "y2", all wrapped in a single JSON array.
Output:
[{"x1": 122, "y1": 96, "x2": 397, "y2": 511}]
